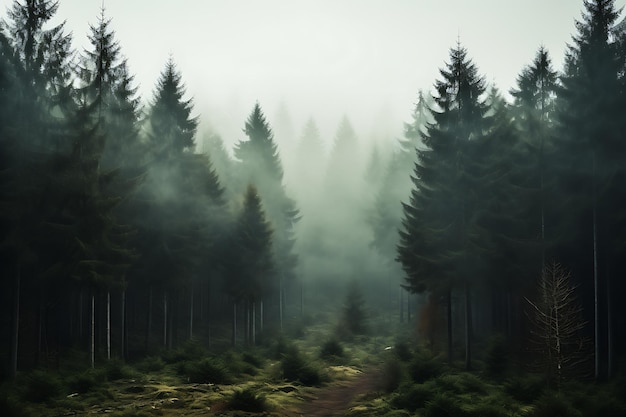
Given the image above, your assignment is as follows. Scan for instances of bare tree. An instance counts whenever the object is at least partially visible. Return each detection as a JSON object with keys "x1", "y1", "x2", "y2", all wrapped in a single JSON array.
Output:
[{"x1": 525, "y1": 261, "x2": 590, "y2": 386}]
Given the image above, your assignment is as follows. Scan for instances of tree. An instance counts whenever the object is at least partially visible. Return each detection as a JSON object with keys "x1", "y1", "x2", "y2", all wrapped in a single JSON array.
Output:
[
  {"x1": 525, "y1": 261, "x2": 590, "y2": 386},
  {"x1": 554, "y1": 0, "x2": 624, "y2": 379},
  {"x1": 234, "y1": 103, "x2": 299, "y2": 329},
  {"x1": 397, "y1": 42, "x2": 488, "y2": 368},
  {"x1": 226, "y1": 185, "x2": 274, "y2": 346}
]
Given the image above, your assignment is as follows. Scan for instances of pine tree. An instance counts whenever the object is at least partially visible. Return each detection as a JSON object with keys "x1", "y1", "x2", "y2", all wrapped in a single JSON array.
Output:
[
  {"x1": 397, "y1": 42, "x2": 488, "y2": 368},
  {"x1": 554, "y1": 0, "x2": 624, "y2": 379},
  {"x1": 234, "y1": 103, "x2": 299, "y2": 329}
]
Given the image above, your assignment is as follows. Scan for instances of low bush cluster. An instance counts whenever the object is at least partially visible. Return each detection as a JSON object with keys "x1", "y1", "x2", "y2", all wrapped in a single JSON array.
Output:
[{"x1": 228, "y1": 387, "x2": 267, "y2": 412}]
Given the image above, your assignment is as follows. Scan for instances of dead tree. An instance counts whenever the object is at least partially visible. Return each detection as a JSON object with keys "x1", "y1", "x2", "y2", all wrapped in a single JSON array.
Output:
[{"x1": 525, "y1": 261, "x2": 590, "y2": 386}]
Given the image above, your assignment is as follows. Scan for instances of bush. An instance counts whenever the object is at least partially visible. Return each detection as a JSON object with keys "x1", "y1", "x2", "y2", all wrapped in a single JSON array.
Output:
[
  {"x1": 65, "y1": 368, "x2": 103, "y2": 393},
  {"x1": 105, "y1": 359, "x2": 134, "y2": 381},
  {"x1": 409, "y1": 353, "x2": 444, "y2": 383},
  {"x1": 281, "y1": 346, "x2": 321, "y2": 386},
  {"x1": 484, "y1": 334, "x2": 509, "y2": 379},
  {"x1": 381, "y1": 357, "x2": 405, "y2": 393},
  {"x1": 135, "y1": 356, "x2": 165, "y2": 373},
  {"x1": 242, "y1": 351, "x2": 264, "y2": 369},
  {"x1": 229, "y1": 388, "x2": 267, "y2": 412},
  {"x1": 162, "y1": 340, "x2": 207, "y2": 364},
  {"x1": 320, "y1": 339, "x2": 344, "y2": 360},
  {"x1": 423, "y1": 392, "x2": 466, "y2": 417},
  {"x1": 465, "y1": 403, "x2": 509, "y2": 417},
  {"x1": 530, "y1": 393, "x2": 581, "y2": 417},
  {"x1": 504, "y1": 374, "x2": 545, "y2": 403},
  {"x1": 0, "y1": 393, "x2": 26, "y2": 417},
  {"x1": 21, "y1": 370, "x2": 63, "y2": 403},
  {"x1": 434, "y1": 373, "x2": 487, "y2": 395},
  {"x1": 182, "y1": 358, "x2": 230, "y2": 384},
  {"x1": 392, "y1": 383, "x2": 436, "y2": 412},
  {"x1": 394, "y1": 340, "x2": 413, "y2": 362}
]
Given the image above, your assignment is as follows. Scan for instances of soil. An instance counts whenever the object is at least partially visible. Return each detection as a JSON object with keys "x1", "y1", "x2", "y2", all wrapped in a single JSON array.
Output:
[{"x1": 284, "y1": 367, "x2": 382, "y2": 417}]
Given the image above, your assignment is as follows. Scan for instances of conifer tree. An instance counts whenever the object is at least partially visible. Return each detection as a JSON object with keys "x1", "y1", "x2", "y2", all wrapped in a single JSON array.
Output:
[
  {"x1": 554, "y1": 0, "x2": 624, "y2": 379},
  {"x1": 234, "y1": 103, "x2": 299, "y2": 329},
  {"x1": 397, "y1": 43, "x2": 488, "y2": 368}
]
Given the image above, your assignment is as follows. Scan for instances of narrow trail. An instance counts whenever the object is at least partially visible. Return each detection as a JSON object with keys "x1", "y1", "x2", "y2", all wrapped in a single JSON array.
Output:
[{"x1": 288, "y1": 368, "x2": 381, "y2": 417}]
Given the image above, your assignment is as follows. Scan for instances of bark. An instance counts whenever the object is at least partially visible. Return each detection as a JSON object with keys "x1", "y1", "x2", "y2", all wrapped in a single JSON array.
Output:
[
  {"x1": 121, "y1": 288, "x2": 126, "y2": 361},
  {"x1": 163, "y1": 291, "x2": 168, "y2": 348},
  {"x1": 464, "y1": 282, "x2": 473, "y2": 371},
  {"x1": 232, "y1": 302, "x2": 237, "y2": 347},
  {"x1": 260, "y1": 300, "x2": 264, "y2": 333},
  {"x1": 90, "y1": 293, "x2": 95, "y2": 368},
  {"x1": 252, "y1": 301, "x2": 256, "y2": 346},
  {"x1": 592, "y1": 152, "x2": 599, "y2": 380},
  {"x1": 189, "y1": 284, "x2": 194, "y2": 339},
  {"x1": 106, "y1": 291, "x2": 111, "y2": 360},
  {"x1": 447, "y1": 289, "x2": 453, "y2": 363},
  {"x1": 10, "y1": 261, "x2": 21, "y2": 379},
  {"x1": 145, "y1": 286, "x2": 153, "y2": 352}
]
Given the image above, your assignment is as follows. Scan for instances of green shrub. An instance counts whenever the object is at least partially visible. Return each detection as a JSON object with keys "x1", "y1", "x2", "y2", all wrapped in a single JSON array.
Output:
[
  {"x1": 392, "y1": 383, "x2": 436, "y2": 411},
  {"x1": 229, "y1": 388, "x2": 267, "y2": 412},
  {"x1": 530, "y1": 393, "x2": 581, "y2": 417},
  {"x1": 281, "y1": 346, "x2": 321, "y2": 386},
  {"x1": 105, "y1": 359, "x2": 134, "y2": 381},
  {"x1": 135, "y1": 356, "x2": 165, "y2": 373},
  {"x1": 320, "y1": 339, "x2": 344, "y2": 360},
  {"x1": 242, "y1": 351, "x2": 264, "y2": 369},
  {"x1": 484, "y1": 334, "x2": 509, "y2": 379},
  {"x1": 21, "y1": 370, "x2": 63, "y2": 403},
  {"x1": 0, "y1": 393, "x2": 26, "y2": 417},
  {"x1": 162, "y1": 339, "x2": 207, "y2": 364},
  {"x1": 504, "y1": 374, "x2": 545, "y2": 403},
  {"x1": 434, "y1": 373, "x2": 487, "y2": 395},
  {"x1": 381, "y1": 357, "x2": 405, "y2": 392},
  {"x1": 465, "y1": 403, "x2": 508, "y2": 417},
  {"x1": 423, "y1": 392, "x2": 466, "y2": 417},
  {"x1": 182, "y1": 358, "x2": 230, "y2": 384},
  {"x1": 409, "y1": 353, "x2": 444, "y2": 383},
  {"x1": 65, "y1": 368, "x2": 103, "y2": 393},
  {"x1": 394, "y1": 340, "x2": 413, "y2": 362}
]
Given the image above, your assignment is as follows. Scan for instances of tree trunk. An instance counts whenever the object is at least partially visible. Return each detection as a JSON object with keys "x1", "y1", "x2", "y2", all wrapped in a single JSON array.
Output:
[
  {"x1": 607, "y1": 271, "x2": 613, "y2": 379},
  {"x1": 90, "y1": 293, "x2": 95, "y2": 368},
  {"x1": 145, "y1": 286, "x2": 153, "y2": 352},
  {"x1": 121, "y1": 288, "x2": 126, "y2": 361},
  {"x1": 252, "y1": 301, "x2": 256, "y2": 346},
  {"x1": 189, "y1": 284, "x2": 194, "y2": 340},
  {"x1": 107, "y1": 291, "x2": 111, "y2": 360},
  {"x1": 447, "y1": 289, "x2": 453, "y2": 363},
  {"x1": 399, "y1": 287, "x2": 404, "y2": 323},
  {"x1": 163, "y1": 291, "x2": 168, "y2": 348},
  {"x1": 231, "y1": 302, "x2": 237, "y2": 347},
  {"x1": 260, "y1": 300, "x2": 264, "y2": 333},
  {"x1": 592, "y1": 152, "x2": 599, "y2": 380},
  {"x1": 279, "y1": 276, "x2": 283, "y2": 331},
  {"x1": 10, "y1": 261, "x2": 21, "y2": 379},
  {"x1": 464, "y1": 282, "x2": 472, "y2": 371}
]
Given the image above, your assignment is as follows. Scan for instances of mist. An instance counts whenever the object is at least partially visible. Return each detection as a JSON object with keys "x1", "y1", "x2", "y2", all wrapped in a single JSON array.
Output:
[{"x1": 3, "y1": 1, "x2": 626, "y2": 415}]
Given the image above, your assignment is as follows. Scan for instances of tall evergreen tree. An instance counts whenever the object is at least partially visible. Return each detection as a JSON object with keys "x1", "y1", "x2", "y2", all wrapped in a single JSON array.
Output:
[
  {"x1": 234, "y1": 103, "x2": 298, "y2": 329},
  {"x1": 554, "y1": 0, "x2": 624, "y2": 380},
  {"x1": 397, "y1": 43, "x2": 488, "y2": 368}
]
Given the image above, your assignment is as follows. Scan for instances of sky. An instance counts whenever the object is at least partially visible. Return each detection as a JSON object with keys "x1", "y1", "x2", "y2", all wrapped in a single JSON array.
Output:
[{"x1": 7, "y1": 0, "x2": 626, "y2": 150}]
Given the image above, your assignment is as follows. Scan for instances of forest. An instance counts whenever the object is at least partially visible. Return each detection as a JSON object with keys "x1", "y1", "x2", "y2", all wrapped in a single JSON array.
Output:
[{"x1": 1, "y1": 0, "x2": 626, "y2": 416}]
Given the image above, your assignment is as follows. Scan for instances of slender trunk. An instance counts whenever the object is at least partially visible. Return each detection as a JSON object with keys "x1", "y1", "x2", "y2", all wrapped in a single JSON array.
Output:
[
  {"x1": 592, "y1": 152, "x2": 599, "y2": 380},
  {"x1": 79, "y1": 290, "x2": 83, "y2": 340},
  {"x1": 145, "y1": 286, "x2": 153, "y2": 352},
  {"x1": 279, "y1": 276, "x2": 283, "y2": 331},
  {"x1": 232, "y1": 302, "x2": 237, "y2": 347},
  {"x1": 90, "y1": 293, "x2": 95, "y2": 368},
  {"x1": 300, "y1": 279, "x2": 304, "y2": 317},
  {"x1": 106, "y1": 291, "x2": 111, "y2": 361},
  {"x1": 607, "y1": 271, "x2": 613, "y2": 379},
  {"x1": 464, "y1": 282, "x2": 472, "y2": 371},
  {"x1": 121, "y1": 289, "x2": 126, "y2": 361},
  {"x1": 189, "y1": 284, "x2": 194, "y2": 340},
  {"x1": 408, "y1": 292, "x2": 412, "y2": 322},
  {"x1": 260, "y1": 300, "x2": 264, "y2": 333},
  {"x1": 10, "y1": 261, "x2": 21, "y2": 379},
  {"x1": 447, "y1": 289, "x2": 453, "y2": 363},
  {"x1": 252, "y1": 301, "x2": 256, "y2": 346},
  {"x1": 399, "y1": 287, "x2": 404, "y2": 323},
  {"x1": 245, "y1": 301, "x2": 250, "y2": 346},
  {"x1": 163, "y1": 291, "x2": 168, "y2": 348}
]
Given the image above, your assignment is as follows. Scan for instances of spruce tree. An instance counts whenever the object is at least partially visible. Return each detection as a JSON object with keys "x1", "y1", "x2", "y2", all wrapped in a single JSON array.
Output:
[
  {"x1": 554, "y1": 0, "x2": 624, "y2": 379},
  {"x1": 397, "y1": 42, "x2": 488, "y2": 368},
  {"x1": 234, "y1": 103, "x2": 299, "y2": 329}
]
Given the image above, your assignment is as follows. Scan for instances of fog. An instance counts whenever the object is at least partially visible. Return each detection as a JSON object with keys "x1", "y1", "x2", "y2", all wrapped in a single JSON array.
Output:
[
  {"x1": 49, "y1": 0, "x2": 607, "y2": 150},
  {"x1": 3, "y1": 0, "x2": 626, "y2": 398}
]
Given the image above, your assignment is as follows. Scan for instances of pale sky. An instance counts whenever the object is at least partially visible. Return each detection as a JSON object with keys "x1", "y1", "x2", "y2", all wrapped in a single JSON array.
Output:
[{"x1": 8, "y1": 0, "x2": 626, "y2": 149}]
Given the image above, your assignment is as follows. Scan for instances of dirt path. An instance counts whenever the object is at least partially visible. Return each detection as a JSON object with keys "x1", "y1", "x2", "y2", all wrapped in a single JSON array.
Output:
[{"x1": 289, "y1": 368, "x2": 381, "y2": 417}]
